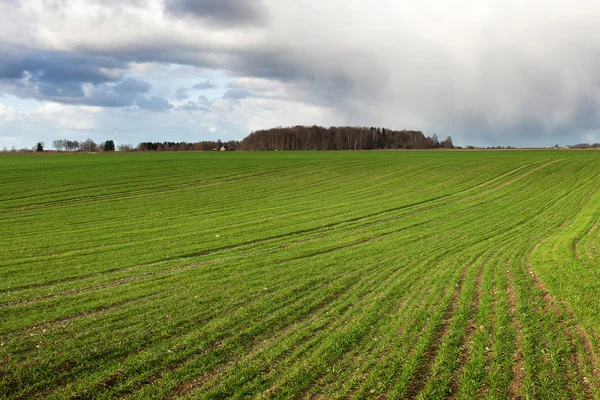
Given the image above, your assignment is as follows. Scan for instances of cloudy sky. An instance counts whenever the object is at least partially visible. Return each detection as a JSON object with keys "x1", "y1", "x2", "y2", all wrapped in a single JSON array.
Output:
[{"x1": 1, "y1": 0, "x2": 600, "y2": 149}]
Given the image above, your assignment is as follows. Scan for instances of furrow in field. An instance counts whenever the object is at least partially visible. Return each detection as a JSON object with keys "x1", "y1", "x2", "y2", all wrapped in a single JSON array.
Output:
[
  {"x1": 0, "y1": 215, "x2": 431, "y2": 315},
  {"x1": 0, "y1": 156, "x2": 393, "y2": 215},
  {"x1": 508, "y1": 230, "x2": 582, "y2": 396},
  {"x1": 394, "y1": 259, "x2": 475, "y2": 399},
  {"x1": 15, "y1": 234, "x2": 426, "y2": 396},
  {"x1": 482, "y1": 255, "x2": 516, "y2": 399},
  {"x1": 180, "y1": 251, "x2": 454, "y2": 399},
  {"x1": 410, "y1": 249, "x2": 502, "y2": 399},
  {"x1": 4, "y1": 275, "x2": 347, "y2": 399},
  {"x1": 88, "y1": 278, "x2": 365, "y2": 399},
  {"x1": 0, "y1": 180, "x2": 468, "y2": 295},
  {"x1": 286, "y1": 254, "x2": 481, "y2": 399},
  {"x1": 458, "y1": 159, "x2": 563, "y2": 203},
  {"x1": 529, "y1": 268, "x2": 595, "y2": 398},
  {"x1": 506, "y1": 257, "x2": 525, "y2": 399},
  {"x1": 525, "y1": 224, "x2": 600, "y2": 398},
  {"x1": 0, "y1": 165, "x2": 312, "y2": 213},
  {"x1": 305, "y1": 274, "x2": 452, "y2": 399},
  {"x1": 448, "y1": 248, "x2": 498, "y2": 398},
  {"x1": 62, "y1": 253, "x2": 406, "y2": 399}
]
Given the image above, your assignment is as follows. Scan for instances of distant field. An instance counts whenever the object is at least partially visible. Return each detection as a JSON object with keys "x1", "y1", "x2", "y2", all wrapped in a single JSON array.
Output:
[{"x1": 2, "y1": 150, "x2": 600, "y2": 399}]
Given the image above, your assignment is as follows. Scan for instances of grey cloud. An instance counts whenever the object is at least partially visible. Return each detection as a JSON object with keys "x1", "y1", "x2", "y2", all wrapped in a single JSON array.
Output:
[
  {"x1": 21, "y1": 0, "x2": 145, "y2": 12},
  {"x1": 164, "y1": 0, "x2": 266, "y2": 25},
  {"x1": 222, "y1": 88, "x2": 253, "y2": 100},
  {"x1": 192, "y1": 80, "x2": 217, "y2": 90},
  {"x1": 80, "y1": 78, "x2": 153, "y2": 107},
  {"x1": 0, "y1": 49, "x2": 125, "y2": 103},
  {"x1": 114, "y1": 77, "x2": 151, "y2": 94},
  {"x1": 452, "y1": 96, "x2": 600, "y2": 147},
  {"x1": 432, "y1": 43, "x2": 600, "y2": 145},
  {"x1": 176, "y1": 95, "x2": 211, "y2": 111},
  {"x1": 0, "y1": 49, "x2": 174, "y2": 111},
  {"x1": 0, "y1": 50, "x2": 124, "y2": 84},
  {"x1": 135, "y1": 96, "x2": 173, "y2": 112},
  {"x1": 177, "y1": 100, "x2": 201, "y2": 111},
  {"x1": 39, "y1": 0, "x2": 66, "y2": 14},
  {"x1": 177, "y1": 101, "x2": 207, "y2": 111},
  {"x1": 225, "y1": 51, "x2": 309, "y2": 82},
  {"x1": 175, "y1": 87, "x2": 189, "y2": 100},
  {"x1": 197, "y1": 95, "x2": 210, "y2": 106}
]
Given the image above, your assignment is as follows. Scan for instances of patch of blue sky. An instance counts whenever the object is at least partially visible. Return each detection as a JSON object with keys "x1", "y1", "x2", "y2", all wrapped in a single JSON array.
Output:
[{"x1": 0, "y1": 94, "x2": 45, "y2": 112}]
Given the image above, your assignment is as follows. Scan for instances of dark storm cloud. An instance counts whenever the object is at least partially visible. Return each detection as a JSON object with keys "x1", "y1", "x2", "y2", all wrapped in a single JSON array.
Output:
[
  {"x1": 164, "y1": 0, "x2": 267, "y2": 25},
  {"x1": 453, "y1": 95, "x2": 600, "y2": 147},
  {"x1": 192, "y1": 80, "x2": 217, "y2": 90},
  {"x1": 0, "y1": 49, "x2": 172, "y2": 111},
  {"x1": 0, "y1": 50, "x2": 124, "y2": 84}
]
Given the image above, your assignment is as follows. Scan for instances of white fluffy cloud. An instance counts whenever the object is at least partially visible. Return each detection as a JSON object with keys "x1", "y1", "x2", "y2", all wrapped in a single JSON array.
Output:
[{"x1": 0, "y1": 101, "x2": 104, "y2": 148}]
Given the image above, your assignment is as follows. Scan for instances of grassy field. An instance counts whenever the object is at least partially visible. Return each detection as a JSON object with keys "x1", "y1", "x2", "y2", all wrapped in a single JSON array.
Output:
[{"x1": 1, "y1": 150, "x2": 600, "y2": 399}]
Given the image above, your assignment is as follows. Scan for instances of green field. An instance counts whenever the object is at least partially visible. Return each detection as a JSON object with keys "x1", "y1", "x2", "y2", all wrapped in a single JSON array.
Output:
[{"x1": 1, "y1": 150, "x2": 600, "y2": 399}]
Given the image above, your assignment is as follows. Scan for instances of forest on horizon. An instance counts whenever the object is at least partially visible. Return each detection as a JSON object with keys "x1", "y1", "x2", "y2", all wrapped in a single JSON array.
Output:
[
  {"x1": 24, "y1": 126, "x2": 454, "y2": 153},
  {"x1": 10, "y1": 125, "x2": 600, "y2": 153},
  {"x1": 239, "y1": 126, "x2": 453, "y2": 151}
]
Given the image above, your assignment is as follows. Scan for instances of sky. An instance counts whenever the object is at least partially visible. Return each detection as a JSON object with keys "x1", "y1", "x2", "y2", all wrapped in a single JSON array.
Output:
[{"x1": 2, "y1": 0, "x2": 600, "y2": 149}]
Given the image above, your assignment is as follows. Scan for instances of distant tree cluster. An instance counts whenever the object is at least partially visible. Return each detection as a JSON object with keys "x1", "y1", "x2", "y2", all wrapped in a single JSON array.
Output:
[
  {"x1": 47, "y1": 138, "x2": 131, "y2": 152},
  {"x1": 2, "y1": 147, "x2": 33, "y2": 154},
  {"x1": 239, "y1": 126, "x2": 453, "y2": 151},
  {"x1": 136, "y1": 140, "x2": 240, "y2": 151},
  {"x1": 52, "y1": 139, "x2": 80, "y2": 152},
  {"x1": 80, "y1": 138, "x2": 98, "y2": 152},
  {"x1": 104, "y1": 140, "x2": 115, "y2": 152},
  {"x1": 569, "y1": 143, "x2": 600, "y2": 149},
  {"x1": 40, "y1": 138, "x2": 240, "y2": 153}
]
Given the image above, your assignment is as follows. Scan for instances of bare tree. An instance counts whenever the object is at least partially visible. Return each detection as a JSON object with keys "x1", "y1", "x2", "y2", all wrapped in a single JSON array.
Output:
[
  {"x1": 80, "y1": 138, "x2": 98, "y2": 152},
  {"x1": 443, "y1": 136, "x2": 454, "y2": 149},
  {"x1": 52, "y1": 140, "x2": 64, "y2": 151},
  {"x1": 118, "y1": 144, "x2": 133, "y2": 152}
]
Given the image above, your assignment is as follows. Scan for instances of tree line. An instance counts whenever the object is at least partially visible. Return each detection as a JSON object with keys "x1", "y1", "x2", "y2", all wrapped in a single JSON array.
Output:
[
  {"x1": 44, "y1": 139, "x2": 239, "y2": 152},
  {"x1": 34, "y1": 126, "x2": 450, "y2": 153},
  {"x1": 137, "y1": 140, "x2": 239, "y2": 152},
  {"x1": 11, "y1": 130, "x2": 600, "y2": 153},
  {"x1": 239, "y1": 126, "x2": 454, "y2": 151},
  {"x1": 50, "y1": 139, "x2": 119, "y2": 152},
  {"x1": 568, "y1": 143, "x2": 600, "y2": 149}
]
